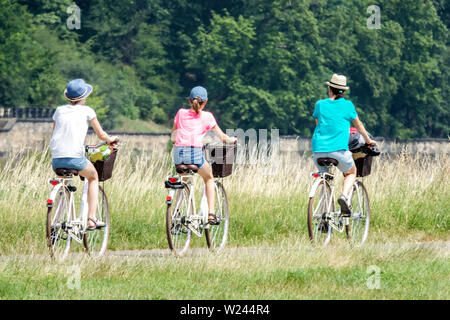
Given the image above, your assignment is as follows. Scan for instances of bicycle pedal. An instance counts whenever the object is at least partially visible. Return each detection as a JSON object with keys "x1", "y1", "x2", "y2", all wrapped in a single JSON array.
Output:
[
  {"x1": 181, "y1": 216, "x2": 192, "y2": 225},
  {"x1": 202, "y1": 222, "x2": 211, "y2": 230},
  {"x1": 171, "y1": 228, "x2": 188, "y2": 235},
  {"x1": 318, "y1": 221, "x2": 329, "y2": 233}
]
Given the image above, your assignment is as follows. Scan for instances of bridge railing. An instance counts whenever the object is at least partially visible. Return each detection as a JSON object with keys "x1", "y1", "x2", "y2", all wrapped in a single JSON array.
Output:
[{"x1": 0, "y1": 107, "x2": 55, "y2": 119}]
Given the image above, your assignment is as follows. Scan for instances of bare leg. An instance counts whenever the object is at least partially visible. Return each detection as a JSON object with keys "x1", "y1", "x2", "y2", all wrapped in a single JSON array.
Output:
[
  {"x1": 342, "y1": 165, "x2": 357, "y2": 197},
  {"x1": 197, "y1": 162, "x2": 215, "y2": 220},
  {"x1": 338, "y1": 165, "x2": 357, "y2": 216},
  {"x1": 79, "y1": 161, "x2": 100, "y2": 228}
]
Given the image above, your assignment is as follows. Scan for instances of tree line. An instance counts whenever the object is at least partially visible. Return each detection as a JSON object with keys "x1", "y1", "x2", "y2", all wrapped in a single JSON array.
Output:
[{"x1": 0, "y1": 0, "x2": 448, "y2": 138}]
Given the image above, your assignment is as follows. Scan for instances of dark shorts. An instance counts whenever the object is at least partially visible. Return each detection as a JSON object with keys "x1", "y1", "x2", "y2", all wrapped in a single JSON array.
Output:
[{"x1": 173, "y1": 146, "x2": 205, "y2": 168}]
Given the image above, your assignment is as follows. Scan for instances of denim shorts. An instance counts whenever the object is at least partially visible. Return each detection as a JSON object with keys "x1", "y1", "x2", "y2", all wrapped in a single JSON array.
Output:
[
  {"x1": 52, "y1": 157, "x2": 88, "y2": 172},
  {"x1": 313, "y1": 150, "x2": 355, "y2": 173},
  {"x1": 173, "y1": 146, "x2": 205, "y2": 168}
]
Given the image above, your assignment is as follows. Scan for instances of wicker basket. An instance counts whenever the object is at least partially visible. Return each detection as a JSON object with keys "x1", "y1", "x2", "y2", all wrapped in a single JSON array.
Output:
[
  {"x1": 205, "y1": 144, "x2": 237, "y2": 178},
  {"x1": 93, "y1": 148, "x2": 118, "y2": 182}
]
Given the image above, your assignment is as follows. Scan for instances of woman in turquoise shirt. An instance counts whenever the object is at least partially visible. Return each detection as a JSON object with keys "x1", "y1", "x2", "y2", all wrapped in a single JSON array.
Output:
[{"x1": 312, "y1": 74, "x2": 376, "y2": 215}]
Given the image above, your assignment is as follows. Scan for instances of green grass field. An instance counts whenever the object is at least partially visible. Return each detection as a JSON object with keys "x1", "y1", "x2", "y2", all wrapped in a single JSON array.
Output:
[{"x1": 0, "y1": 141, "x2": 448, "y2": 299}]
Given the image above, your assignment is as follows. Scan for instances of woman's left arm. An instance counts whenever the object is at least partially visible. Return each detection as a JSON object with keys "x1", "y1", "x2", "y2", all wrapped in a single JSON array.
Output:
[
  {"x1": 352, "y1": 116, "x2": 376, "y2": 146},
  {"x1": 212, "y1": 125, "x2": 237, "y2": 144},
  {"x1": 90, "y1": 118, "x2": 118, "y2": 145}
]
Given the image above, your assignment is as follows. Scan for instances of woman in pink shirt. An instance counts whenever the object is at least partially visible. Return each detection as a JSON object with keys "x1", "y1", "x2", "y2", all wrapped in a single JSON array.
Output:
[{"x1": 171, "y1": 86, "x2": 237, "y2": 224}]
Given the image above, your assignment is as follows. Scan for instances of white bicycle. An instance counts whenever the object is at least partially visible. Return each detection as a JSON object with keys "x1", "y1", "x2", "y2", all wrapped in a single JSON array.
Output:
[
  {"x1": 307, "y1": 157, "x2": 370, "y2": 246},
  {"x1": 46, "y1": 142, "x2": 112, "y2": 260},
  {"x1": 164, "y1": 144, "x2": 235, "y2": 257}
]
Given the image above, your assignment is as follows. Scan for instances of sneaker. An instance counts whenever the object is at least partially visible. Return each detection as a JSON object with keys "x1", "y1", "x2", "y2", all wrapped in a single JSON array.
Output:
[{"x1": 338, "y1": 195, "x2": 352, "y2": 217}]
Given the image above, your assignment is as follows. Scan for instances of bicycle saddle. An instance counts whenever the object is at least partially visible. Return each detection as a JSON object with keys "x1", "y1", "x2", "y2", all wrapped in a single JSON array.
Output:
[
  {"x1": 54, "y1": 168, "x2": 79, "y2": 177},
  {"x1": 317, "y1": 158, "x2": 339, "y2": 167},
  {"x1": 176, "y1": 164, "x2": 199, "y2": 174}
]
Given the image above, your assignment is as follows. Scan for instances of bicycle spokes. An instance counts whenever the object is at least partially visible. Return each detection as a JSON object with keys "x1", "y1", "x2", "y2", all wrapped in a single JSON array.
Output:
[
  {"x1": 308, "y1": 180, "x2": 333, "y2": 246},
  {"x1": 346, "y1": 181, "x2": 370, "y2": 245},
  {"x1": 85, "y1": 186, "x2": 110, "y2": 259},
  {"x1": 166, "y1": 187, "x2": 192, "y2": 256}
]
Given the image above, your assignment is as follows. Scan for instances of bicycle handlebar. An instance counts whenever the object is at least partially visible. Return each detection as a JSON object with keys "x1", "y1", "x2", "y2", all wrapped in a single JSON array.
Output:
[
  {"x1": 361, "y1": 143, "x2": 381, "y2": 156},
  {"x1": 85, "y1": 140, "x2": 120, "y2": 153}
]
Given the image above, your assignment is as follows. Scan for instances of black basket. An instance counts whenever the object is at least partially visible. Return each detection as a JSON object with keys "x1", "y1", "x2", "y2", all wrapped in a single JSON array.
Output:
[
  {"x1": 354, "y1": 155, "x2": 373, "y2": 177},
  {"x1": 93, "y1": 148, "x2": 118, "y2": 182},
  {"x1": 205, "y1": 144, "x2": 237, "y2": 178}
]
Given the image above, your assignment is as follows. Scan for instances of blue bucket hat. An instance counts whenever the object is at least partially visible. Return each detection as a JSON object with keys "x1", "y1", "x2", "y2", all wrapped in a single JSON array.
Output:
[
  {"x1": 64, "y1": 79, "x2": 93, "y2": 101},
  {"x1": 189, "y1": 86, "x2": 208, "y2": 102}
]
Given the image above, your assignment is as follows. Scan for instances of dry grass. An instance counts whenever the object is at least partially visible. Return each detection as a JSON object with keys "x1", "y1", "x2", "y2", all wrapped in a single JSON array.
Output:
[{"x1": 0, "y1": 140, "x2": 448, "y2": 257}]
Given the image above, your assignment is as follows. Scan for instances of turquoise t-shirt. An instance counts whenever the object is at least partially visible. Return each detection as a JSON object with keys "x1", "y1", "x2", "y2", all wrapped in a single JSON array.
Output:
[{"x1": 311, "y1": 98, "x2": 358, "y2": 152}]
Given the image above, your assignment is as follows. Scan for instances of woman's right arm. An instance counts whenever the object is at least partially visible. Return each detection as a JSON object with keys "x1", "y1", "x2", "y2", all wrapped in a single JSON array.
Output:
[
  {"x1": 90, "y1": 118, "x2": 118, "y2": 145},
  {"x1": 352, "y1": 116, "x2": 376, "y2": 146},
  {"x1": 171, "y1": 123, "x2": 177, "y2": 143}
]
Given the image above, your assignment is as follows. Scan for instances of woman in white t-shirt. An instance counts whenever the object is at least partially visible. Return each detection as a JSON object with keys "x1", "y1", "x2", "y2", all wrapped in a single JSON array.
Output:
[{"x1": 50, "y1": 79, "x2": 118, "y2": 230}]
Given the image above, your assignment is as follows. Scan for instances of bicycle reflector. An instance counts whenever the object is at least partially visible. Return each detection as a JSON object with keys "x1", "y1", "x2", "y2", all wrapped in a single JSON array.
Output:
[
  {"x1": 49, "y1": 180, "x2": 58, "y2": 186},
  {"x1": 169, "y1": 177, "x2": 178, "y2": 183},
  {"x1": 46, "y1": 199, "x2": 53, "y2": 206},
  {"x1": 313, "y1": 173, "x2": 320, "y2": 178},
  {"x1": 166, "y1": 195, "x2": 172, "y2": 201}
]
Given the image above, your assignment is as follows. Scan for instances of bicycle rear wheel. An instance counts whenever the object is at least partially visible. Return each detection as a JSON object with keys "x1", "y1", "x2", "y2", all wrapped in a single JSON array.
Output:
[
  {"x1": 166, "y1": 185, "x2": 192, "y2": 257},
  {"x1": 346, "y1": 180, "x2": 370, "y2": 245},
  {"x1": 47, "y1": 185, "x2": 72, "y2": 261},
  {"x1": 84, "y1": 185, "x2": 110, "y2": 258},
  {"x1": 307, "y1": 179, "x2": 333, "y2": 246},
  {"x1": 205, "y1": 181, "x2": 229, "y2": 253}
]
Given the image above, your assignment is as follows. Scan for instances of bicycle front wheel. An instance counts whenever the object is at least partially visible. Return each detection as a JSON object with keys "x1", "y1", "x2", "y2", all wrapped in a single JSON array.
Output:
[
  {"x1": 205, "y1": 181, "x2": 230, "y2": 253},
  {"x1": 307, "y1": 179, "x2": 333, "y2": 246},
  {"x1": 346, "y1": 180, "x2": 370, "y2": 245},
  {"x1": 166, "y1": 185, "x2": 192, "y2": 257},
  {"x1": 47, "y1": 185, "x2": 72, "y2": 261},
  {"x1": 84, "y1": 185, "x2": 110, "y2": 258}
]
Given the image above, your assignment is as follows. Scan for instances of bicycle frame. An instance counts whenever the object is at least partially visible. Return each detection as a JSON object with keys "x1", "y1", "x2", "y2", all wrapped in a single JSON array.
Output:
[
  {"x1": 309, "y1": 170, "x2": 354, "y2": 233},
  {"x1": 48, "y1": 175, "x2": 90, "y2": 243},
  {"x1": 166, "y1": 173, "x2": 211, "y2": 238}
]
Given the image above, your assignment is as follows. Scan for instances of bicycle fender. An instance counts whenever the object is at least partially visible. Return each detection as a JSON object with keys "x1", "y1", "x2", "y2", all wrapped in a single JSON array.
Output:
[
  {"x1": 309, "y1": 179, "x2": 324, "y2": 198},
  {"x1": 47, "y1": 184, "x2": 64, "y2": 207},
  {"x1": 166, "y1": 189, "x2": 176, "y2": 204}
]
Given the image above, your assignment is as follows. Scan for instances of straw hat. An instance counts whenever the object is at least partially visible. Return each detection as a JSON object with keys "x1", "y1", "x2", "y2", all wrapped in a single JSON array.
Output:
[{"x1": 325, "y1": 74, "x2": 349, "y2": 90}]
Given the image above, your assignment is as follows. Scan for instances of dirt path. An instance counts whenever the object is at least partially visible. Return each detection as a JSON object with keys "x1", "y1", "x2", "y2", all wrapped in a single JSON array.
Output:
[
  {"x1": 105, "y1": 241, "x2": 450, "y2": 258},
  {"x1": 0, "y1": 241, "x2": 447, "y2": 261}
]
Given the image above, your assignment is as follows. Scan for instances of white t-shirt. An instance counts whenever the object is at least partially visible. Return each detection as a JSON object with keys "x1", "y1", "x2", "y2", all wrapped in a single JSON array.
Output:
[{"x1": 50, "y1": 104, "x2": 97, "y2": 159}]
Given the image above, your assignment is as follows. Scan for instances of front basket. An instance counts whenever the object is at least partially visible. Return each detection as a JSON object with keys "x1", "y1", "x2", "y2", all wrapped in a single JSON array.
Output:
[
  {"x1": 205, "y1": 144, "x2": 237, "y2": 178},
  {"x1": 93, "y1": 148, "x2": 118, "y2": 182}
]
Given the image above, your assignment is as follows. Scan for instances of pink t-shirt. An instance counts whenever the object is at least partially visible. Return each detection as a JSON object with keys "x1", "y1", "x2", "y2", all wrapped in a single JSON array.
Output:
[{"x1": 174, "y1": 108, "x2": 217, "y2": 147}]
